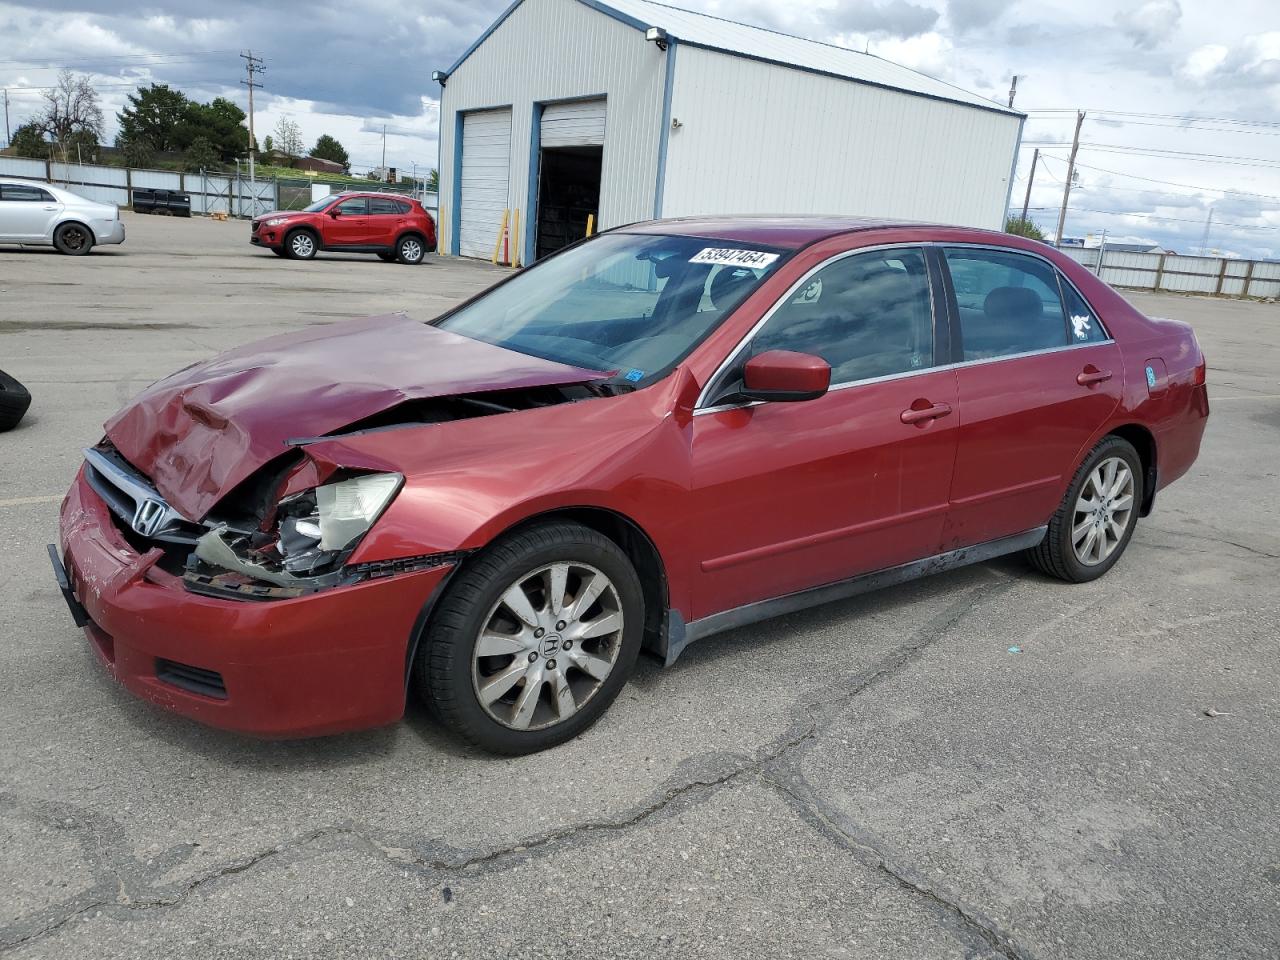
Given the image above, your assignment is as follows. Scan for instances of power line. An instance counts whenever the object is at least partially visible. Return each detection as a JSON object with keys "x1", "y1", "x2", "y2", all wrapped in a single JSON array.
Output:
[
  {"x1": 1025, "y1": 108, "x2": 1280, "y2": 128},
  {"x1": 1038, "y1": 155, "x2": 1280, "y2": 202},
  {"x1": 1017, "y1": 205, "x2": 1278, "y2": 232},
  {"x1": 1026, "y1": 141, "x2": 1280, "y2": 169}
]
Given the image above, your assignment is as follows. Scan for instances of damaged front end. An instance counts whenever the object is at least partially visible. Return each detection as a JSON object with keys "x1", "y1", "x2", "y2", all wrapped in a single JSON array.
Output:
[{"x1": 85, "y1": 440, "x2": 456, "y2": 601}]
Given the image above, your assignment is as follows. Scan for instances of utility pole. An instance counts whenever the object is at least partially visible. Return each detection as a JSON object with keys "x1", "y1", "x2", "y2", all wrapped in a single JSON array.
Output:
[
  {"x1": 2, "y1": 89, "x2": 9, "y2": 148},
  {"x1": 1020, "y1": 147, "x2": 1038, "y2": 221},
  {"x1": 240, "y1": 50, "x2": 265, "y2": 216},
  {"x1": 1008, "y1": 75, "x2": 1018, "y2": 109},
  {"x1": 381, "y1": 124, "x2": 387, "y2": 177},
  {"x1": 1200, "y1": 206, "x2": 1214, "y2": 256},
  {"x1": 1054, "y1": 110, "x2": 1085, "y2": 247}
]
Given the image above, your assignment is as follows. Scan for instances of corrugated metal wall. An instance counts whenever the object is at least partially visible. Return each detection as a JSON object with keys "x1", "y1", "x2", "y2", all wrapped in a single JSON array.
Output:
[
  {"x1": 662, "y1": 45, "x2": 1021, "y2": 230},
  {"x1": 439, "y1": 0, "x2": 666, "y2": 259},
  {"x1": 1061, "y1": 247, "x2": 1280, "y2": 299}
]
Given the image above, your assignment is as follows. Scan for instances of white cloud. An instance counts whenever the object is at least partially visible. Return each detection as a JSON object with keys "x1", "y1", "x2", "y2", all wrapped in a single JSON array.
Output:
[{"x1": 1115, "y1": 0, "x2": 1182, "y2": 50}]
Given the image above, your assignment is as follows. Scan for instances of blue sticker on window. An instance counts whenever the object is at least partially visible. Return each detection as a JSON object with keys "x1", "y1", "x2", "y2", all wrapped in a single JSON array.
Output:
[
  {"x1": 624, "y1": 368, "x2": 645, "y2": 382},
  {"x1": 1145, "y1": 366, "x2": 1157, "y2": 388}
]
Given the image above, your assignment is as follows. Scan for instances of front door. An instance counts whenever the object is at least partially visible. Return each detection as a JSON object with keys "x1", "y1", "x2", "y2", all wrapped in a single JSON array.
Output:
[
  {"x1": 688, "y1": 246, "x2": 959, "y2": 619},
  {"x1": 324, "y1": 195, "x2": 373, "y2": 246},
  {"x1": 0, "y1": 182, "x2": 62, "y2": 240},
  {"x1": 940, "y1": 246, "x2": 1124, "y2": 547}
]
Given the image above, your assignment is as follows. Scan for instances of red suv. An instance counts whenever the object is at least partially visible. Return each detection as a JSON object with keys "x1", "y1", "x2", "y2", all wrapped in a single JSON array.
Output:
[{"x1": 250, "y1": 192, "x2": 436, "y2": 264}]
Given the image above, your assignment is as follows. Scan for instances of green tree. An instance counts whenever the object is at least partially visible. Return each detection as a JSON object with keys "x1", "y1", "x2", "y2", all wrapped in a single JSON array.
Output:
[
  {"x1": 263, "y1": 134, "x2": 274, "y2": 153},
  {"x1": 116, "y1": 83, "x2": 190, "y2": 153},
  {"x1": 119, "y1": 135, "x2": 156, "y2": 168},
  {"x1": 426, "y1": 167, "x2": 439, "y2": 192},
  {"x1": 183, "y1": 136, "x2": 219, "y2": 171},
  {"x1": 1005, "y1": 216, "x2": 1045, "y2": 241},
  {"x1": 9, "y1": 121, "x2": 49, "y2": 159},
  {"x1": 309, "y1": 134, "x2": 349, "y2": 171},
  {"x1": 176, "y1": 98, "x2": 252, "y2": 161}
]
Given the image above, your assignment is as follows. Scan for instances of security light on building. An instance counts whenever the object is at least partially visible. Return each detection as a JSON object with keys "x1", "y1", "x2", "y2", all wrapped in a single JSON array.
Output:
[{"x1": 436, "y1": 0, "x2": 1024, "y2": 262}]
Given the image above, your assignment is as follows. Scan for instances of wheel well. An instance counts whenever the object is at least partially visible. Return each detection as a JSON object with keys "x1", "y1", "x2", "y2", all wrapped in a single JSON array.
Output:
[
  {"x1": 512, "y1": 508, "x2": 668, "y2": 652},
  {"x1": 404, "y1": 507, "x2": 671, "y2": 686},
  {"x1": 396, "y1": 230, "x2": 427, "y2": 248},
  {"x1": 1107, "y1": 424, "x2": 1157, "y2": 516},
  {"x1": 56, "y1": 219, "x2": 93, "y2": 238},
  {"x1": 285, "y1": 225, "x2": 317, "y2": 239}
]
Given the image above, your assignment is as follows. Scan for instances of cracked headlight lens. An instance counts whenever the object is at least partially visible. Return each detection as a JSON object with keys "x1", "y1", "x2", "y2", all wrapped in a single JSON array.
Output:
[{"x1": 277, "y1": 473, "x2": 402, "y2": 574}]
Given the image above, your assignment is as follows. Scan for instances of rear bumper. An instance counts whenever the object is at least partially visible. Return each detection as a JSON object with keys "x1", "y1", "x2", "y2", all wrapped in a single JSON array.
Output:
[
  {"x1": 55, "y1": 467, "x2": 453, "y2": 738},
  {"x1": 95, "y1": 220, "x2": 126, "y2": 246}
]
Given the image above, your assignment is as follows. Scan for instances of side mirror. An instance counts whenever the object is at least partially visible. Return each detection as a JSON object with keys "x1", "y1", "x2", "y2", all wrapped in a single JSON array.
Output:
[
  {"x1": 740, "y1": 350, "x2": 831, "y2": 402},
  {"x1": 328, "y1": 208, "x2": 341, "y2": 218}
]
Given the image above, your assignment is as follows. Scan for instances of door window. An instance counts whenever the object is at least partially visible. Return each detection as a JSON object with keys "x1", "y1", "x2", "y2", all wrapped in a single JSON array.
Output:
[
  {"x1": 369, "y1": 196, "x2": 402, "y2": 215},
  {"x1": 335, "y1": 197, "x2": 369, "y2": 215},
  {"x1": 746, "y1": 247, "x2": 935, "y2": 386},
  {"x1": 944, "y1": 248, "x2": 1072, "y2": 359},
  {"x1": 0, "y1": 184, "x2": 54, "y2": 202}
]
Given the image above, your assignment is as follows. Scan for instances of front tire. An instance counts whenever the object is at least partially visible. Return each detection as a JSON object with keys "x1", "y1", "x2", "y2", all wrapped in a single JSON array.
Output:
[
  {"x1": 416, "y1": 521, "x2": 644, "y2": 755},
  {"x1": 396, "y1": 234, "x2": 425, "y2": 265},
  {"x1": 53, "y1": 222, "x2": 93, "y2": 256},
  {"x1": 1027, "y1": 436, "x2": 1143, "y2": 583},
  {"x1": 284, "y1": 229, "x2": 318, "y2": 260},
  {"x1": 377, "y1": 251, "x2": 397, "y2": 262}
]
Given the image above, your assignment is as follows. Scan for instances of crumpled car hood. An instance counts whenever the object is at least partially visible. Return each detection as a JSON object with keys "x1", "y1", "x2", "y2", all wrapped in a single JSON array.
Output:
[{"x1": 105, "y1": 313, "x2": 606, "y2": 520}]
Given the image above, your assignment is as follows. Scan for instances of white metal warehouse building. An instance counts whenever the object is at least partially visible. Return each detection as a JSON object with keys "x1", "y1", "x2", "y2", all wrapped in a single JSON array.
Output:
[{"x1": 436, "y1": 0, "x2": 1024, "y2": 263}]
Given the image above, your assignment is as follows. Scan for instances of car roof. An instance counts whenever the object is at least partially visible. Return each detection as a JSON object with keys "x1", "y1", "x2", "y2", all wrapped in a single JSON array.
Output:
[{"x1": 619, "y1": 216, "x2": 1015, "y2": 251}]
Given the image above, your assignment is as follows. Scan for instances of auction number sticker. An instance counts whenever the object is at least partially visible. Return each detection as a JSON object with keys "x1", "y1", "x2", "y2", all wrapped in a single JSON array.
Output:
[{"x1": 689, "y1": 247, "x2": 780, "y2": 269}]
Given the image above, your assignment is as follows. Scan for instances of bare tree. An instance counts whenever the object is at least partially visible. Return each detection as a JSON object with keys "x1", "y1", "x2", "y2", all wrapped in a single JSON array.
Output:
[
  {"x1": 273, "y1": 116, "x2": 303, "y2": 158},
  {"x1": 38, "y1": 70, "x2": 104, "y2": 161}
]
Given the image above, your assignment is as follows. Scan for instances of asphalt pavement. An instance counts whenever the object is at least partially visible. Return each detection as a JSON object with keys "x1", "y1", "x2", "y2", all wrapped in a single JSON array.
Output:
[{"x1": 1, "y1": 213, "x2": 1277, "y2": 959}]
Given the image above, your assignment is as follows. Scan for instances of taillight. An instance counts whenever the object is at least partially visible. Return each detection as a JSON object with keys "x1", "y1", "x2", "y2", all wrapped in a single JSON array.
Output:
[{"x1": 1193, "y1": 356, "x2": 1206, "y2": 386}]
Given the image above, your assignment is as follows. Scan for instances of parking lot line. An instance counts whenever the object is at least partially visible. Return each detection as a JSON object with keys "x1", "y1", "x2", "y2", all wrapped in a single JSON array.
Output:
[{"x1": 0, "y1": 495, "x2": 63, "y2": 508}]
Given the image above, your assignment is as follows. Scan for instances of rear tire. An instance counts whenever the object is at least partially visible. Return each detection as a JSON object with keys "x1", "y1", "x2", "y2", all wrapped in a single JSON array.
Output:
[
  {"x1": 416, "y1": 521, "x2": 644, "y2": 755},
  {"x1": 0, "y1": 370, "x2": 33, "y2": 432},
  {"x1": 396, "y1": 234, "x2": 425, "y2": 265},
  {"x1": 284, "y1": 229, "x2": 318, "y2": 260},
  {"x1": 53, "y1": 222, "x2": 93, "y2": 256},
  {"x1": 1027, "y1": 436, "x2": 1143, "y2": 583}
]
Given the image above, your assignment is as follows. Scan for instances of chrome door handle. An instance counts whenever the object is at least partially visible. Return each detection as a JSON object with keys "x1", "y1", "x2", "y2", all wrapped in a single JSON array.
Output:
[
  {"x1": 43, "y1": 205, "x2": 58, "y2": 211},
  {"x1": 1077, "y1": 368, "x2": 1113, "y2": 386},
  {"x1": 900, "y1": 401, "x2": 952, "y2": 424}
]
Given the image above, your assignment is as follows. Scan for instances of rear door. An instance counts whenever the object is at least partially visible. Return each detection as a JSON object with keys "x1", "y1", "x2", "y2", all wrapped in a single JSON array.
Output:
[
  {"x1": 369, "y1": 195, "x2": 407, "y2": 246},
  {"x1": 0, "y1": 182, "x2": 63, "y2": 240},
  {"x1": 940, "y1": 245, "x2": 1123, "y2": 547},
  {"x1": 688, "y1": 246, "x2": 959, "y2": 618},
  {"x1": 323, "y1": 196, "x2": 373, "y2": 246}
]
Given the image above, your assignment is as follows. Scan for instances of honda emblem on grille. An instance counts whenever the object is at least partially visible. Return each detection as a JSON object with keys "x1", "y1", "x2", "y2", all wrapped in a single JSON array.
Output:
[{"x1": 132, "y1": 499, "x2": 168, "y2": 538}]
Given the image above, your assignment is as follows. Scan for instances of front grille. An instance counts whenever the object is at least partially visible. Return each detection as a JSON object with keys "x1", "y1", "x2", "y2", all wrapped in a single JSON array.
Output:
[
  {"x1": 84, "y1": 444, "x2": 203, "y2": 546},
  {"x1": 155, "y1": 658, "x2": 227, "y2": 699},
  {"x1": 250, "y1": 219, "x2": 261, "y2": 233}
]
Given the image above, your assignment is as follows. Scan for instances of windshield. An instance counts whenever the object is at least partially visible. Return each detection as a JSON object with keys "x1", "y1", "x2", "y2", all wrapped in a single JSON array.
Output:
[
  {"x1": 433, "y1": 233, "x2": 785, "y2": 384},
  {"x1": 302, "y1": 195, "x2": 339, "y2": 212}
]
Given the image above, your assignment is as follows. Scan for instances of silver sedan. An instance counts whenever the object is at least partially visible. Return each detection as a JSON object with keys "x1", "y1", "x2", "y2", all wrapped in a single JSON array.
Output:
[{"x1": 0, "y1": 177, "x2": 126, "y2": 255}]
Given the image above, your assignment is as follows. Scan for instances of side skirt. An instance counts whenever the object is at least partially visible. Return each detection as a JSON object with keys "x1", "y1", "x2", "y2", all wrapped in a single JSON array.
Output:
[{"x1": 660, "y1": 527, "x2": 1047, "y2": 667}]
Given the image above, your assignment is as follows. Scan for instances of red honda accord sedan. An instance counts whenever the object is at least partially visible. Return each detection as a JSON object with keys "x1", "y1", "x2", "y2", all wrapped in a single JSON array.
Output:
[{"x1": 51, "y1": 218, "x2": 1208, "y2": 753}]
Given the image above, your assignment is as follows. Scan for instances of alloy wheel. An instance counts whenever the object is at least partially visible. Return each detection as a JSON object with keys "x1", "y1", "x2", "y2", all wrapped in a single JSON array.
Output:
[
  {"x1": 1071, "y1": 456, "x2": 1135, "y2": 565},
  {"x1": 291, "y1": 233, "x2": 315, "y2": 257},
  {"x1": 400, "y1": 238, "x2": 422, "y2": 262},
  {"x1": 471, "y1": 562, "x2": 624, "y2": 731}
]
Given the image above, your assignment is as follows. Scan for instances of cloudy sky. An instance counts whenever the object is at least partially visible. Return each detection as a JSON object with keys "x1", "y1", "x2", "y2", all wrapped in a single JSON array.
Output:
[{"x1": 2, "y1": 0, "x2": 1278, "y2": 257}]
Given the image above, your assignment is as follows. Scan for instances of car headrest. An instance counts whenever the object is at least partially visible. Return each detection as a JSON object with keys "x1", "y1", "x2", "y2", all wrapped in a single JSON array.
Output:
[
  {"x1": 985, "y1": 286, "x2": 1042, "y2": 322},
  {"x1": 709, "y1": 267, "x2": 757, "y2": 310}
]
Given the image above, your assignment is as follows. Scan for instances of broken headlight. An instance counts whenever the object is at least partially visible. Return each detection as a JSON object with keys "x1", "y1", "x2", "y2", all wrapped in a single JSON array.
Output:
[{"x1": 276, "y1": 473, "x2": 403, "y2": 574}]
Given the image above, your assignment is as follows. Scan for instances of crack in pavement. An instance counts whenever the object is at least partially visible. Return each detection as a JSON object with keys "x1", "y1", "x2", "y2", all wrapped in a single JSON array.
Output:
[{"x1": 2, "y1": 574, "x2": 1018, "y2": 955}]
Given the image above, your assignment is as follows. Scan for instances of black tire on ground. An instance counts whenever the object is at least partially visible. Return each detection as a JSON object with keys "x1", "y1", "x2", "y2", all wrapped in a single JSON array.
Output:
[
  {"x1": 416, "y1": 521, "x2": 644, "y2": 755},
  {"x1": 1026, "y1": 435, "x2": 1143, "y2": 583},
  {"x1": 284, "y1": 229, "x2": 318, "y2": 260},
  {"x1": 377, "y1": 251, "x2": 397, "y2": 262},
  {"x1": 0, "y1": 370, "x2": 33, "y2": 432},
  {"x1": 53, "y1": 222, "x2": 94, "y2": 256},
  {"x1": 396, "y1": 233, "x2": 426, "y2": 265}
]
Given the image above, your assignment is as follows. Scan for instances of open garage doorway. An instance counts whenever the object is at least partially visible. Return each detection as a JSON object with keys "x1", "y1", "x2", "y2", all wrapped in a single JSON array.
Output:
[{"x1": 534, "y1": 145, "x2": 602, "y2": 261}]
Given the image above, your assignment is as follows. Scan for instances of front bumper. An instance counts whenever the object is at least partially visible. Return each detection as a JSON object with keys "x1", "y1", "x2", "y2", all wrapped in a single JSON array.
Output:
[
  {"x1": 54, "y1": 466, "x2": 453, "y2": 737},
  {"x1": 250, "y1": 226, "x2": 283, "y2": 248}
]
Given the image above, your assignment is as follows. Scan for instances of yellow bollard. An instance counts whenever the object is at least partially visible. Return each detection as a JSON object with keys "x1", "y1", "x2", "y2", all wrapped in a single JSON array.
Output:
[
  {"x1": 585, "y1": 213, "x2": 595, "y2": 238},
  {"x1": 492, "y1": 209, "x2": 510, "y2": 265},
  {"x1": 437, "y1": 205, "x2": 447, "y2": 255},
  {"x1": 511, "y1": 209, "x2": 521, "y2": 268}
]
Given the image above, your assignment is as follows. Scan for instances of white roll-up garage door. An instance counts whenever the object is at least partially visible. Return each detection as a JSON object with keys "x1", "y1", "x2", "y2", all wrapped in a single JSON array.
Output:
[
  {"x1": 459, "y1": 108, "x2": 512, "y2": 259},
  {"x1": 540, "y1": 99, "x2": 607, "y2": 148}
]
